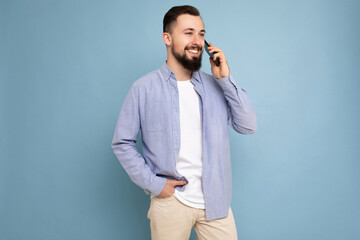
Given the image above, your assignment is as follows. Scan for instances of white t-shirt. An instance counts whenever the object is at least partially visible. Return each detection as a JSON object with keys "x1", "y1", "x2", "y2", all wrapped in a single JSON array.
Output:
[{"x1": 151, "y1": 79, "x2": 205, "y2": 209}]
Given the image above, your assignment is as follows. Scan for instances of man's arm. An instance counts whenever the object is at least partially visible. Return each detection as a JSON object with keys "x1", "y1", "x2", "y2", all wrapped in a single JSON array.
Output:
[
  {"x1": 216, "y1": 75, "x2": 257, "y2": 134},
  {"x1": 207, "y1": 42, "x2": 257, "y2": 134},
  {"x1": 111, "y1": 84, "x2": 167, "y2": 195}
]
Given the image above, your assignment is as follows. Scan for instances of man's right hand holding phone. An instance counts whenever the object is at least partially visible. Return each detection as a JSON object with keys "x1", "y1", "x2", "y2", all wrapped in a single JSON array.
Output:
[{"x1": 206, "y1": 42, "x2": 230, "y2": 79}]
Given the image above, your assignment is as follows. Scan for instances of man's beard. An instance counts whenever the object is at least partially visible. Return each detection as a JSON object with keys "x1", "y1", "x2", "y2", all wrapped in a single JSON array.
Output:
[{"x1": 171, "y1": 45, "x2": 203, "y2": 72}]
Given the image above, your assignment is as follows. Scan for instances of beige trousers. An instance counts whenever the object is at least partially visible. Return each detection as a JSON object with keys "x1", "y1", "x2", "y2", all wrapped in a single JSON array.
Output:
[{"x1": 147, "y1": 195, "x2": 238, "y2": 240}]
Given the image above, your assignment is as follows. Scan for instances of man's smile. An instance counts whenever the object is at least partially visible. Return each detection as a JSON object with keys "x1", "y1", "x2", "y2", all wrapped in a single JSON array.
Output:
[
  {"x1": 187, "y1": 49, "x2": 199, "y2": 56},
  {"x1": 185, "y1": 47, "x2": 202, "y2": 56}
]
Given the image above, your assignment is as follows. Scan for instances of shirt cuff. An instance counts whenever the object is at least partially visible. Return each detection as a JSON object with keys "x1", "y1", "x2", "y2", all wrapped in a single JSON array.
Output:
[
  {"x1": 148, "y1": 176, "x2": 167, "y2": 196},
  {"x1": 216, "y1": 74, "x2": 238, "y2": 90}
]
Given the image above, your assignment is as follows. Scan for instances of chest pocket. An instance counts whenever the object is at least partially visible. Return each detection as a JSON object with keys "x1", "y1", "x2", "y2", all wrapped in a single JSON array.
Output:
[{"x1": 143, "y1": 100, "x2": 168, "y2": 132}]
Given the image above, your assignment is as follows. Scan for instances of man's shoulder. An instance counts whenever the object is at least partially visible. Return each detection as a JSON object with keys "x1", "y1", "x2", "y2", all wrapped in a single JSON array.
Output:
[
  {"x1": 131, "y1": 68, "x2": 163, "y2": 89},
  {"x1": 198, "y1": 70, "x2": 217, "y2": 83},
  {"x1": 130, "y1": 68, "x2": 218, "y2": 90},
  {"x1": 199, "y1": 70, "x2": 213, "y2": 79}
]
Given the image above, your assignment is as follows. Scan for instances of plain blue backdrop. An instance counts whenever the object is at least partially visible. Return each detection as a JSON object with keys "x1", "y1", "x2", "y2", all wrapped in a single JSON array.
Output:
[{"x1": 1, "y1": 0, "x2": 359, "y2": 239}]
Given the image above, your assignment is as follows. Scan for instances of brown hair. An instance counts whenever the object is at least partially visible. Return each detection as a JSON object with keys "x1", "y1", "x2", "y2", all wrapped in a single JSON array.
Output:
[{"x1": 163, "y1": 5, "x2": 201, "y2": 33}]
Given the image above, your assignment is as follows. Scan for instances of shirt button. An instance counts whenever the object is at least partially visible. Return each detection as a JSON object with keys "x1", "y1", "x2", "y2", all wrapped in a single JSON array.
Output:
[
  {"x1": 206, "y1": 195, "x2": 209, "y2": 198},
  {"x1": 203, "y1": 132, "x2": 206, "y2": 136},
  {"x1": 204, "y1": 175, "x2": 207, "y2": 179}
]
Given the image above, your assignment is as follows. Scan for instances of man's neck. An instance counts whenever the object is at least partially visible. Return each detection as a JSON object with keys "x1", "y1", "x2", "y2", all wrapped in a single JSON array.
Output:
[{"x1": 166, "y1": 56, "x2": 192, "y2": 81}]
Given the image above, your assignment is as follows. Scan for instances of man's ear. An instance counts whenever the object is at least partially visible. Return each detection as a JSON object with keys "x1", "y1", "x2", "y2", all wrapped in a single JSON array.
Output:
[{"x1": 162, "y1": 32, "x2": 172, "y2": 47}]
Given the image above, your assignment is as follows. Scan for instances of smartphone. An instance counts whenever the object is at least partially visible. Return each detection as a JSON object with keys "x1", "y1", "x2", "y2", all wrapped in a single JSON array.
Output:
[{"x1": 205, "y1": 40, "x2": 220, "y2": 66}]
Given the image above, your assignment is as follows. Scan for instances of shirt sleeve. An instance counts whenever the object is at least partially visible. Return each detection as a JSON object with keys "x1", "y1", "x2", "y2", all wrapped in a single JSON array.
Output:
[
  {"x1": 111, "y1": 84, "x2": 167, "y2": 196},
  {"x1": 216, "y1": 74, "x2": 257, "y2": 134}
]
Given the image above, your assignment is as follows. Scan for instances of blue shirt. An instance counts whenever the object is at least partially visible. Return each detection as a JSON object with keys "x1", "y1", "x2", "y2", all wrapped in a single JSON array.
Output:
[{"x1": 111, "y1": 62, "x2": 257, "y2": 220}]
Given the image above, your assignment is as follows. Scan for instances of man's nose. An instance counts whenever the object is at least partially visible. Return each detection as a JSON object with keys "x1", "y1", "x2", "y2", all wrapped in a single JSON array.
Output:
[{"x1": 191, "y1": 34, "x2": 203, "y2": 48}]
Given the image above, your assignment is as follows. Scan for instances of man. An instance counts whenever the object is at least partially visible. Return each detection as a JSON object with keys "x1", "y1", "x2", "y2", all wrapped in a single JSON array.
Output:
[{"x1": 111, "y1": 5, "x2": 257, "y2": 240}]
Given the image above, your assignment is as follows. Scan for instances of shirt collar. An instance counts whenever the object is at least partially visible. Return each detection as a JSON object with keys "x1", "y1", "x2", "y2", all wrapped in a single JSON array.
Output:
[{"x1": 160, "y1": 61, "x2": 201, "y2": 82}]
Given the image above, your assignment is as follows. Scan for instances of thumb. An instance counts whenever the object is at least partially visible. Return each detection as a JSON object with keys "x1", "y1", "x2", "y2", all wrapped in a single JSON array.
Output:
[
  {"x1": 209, "y1": 57, "x2": 215, "y2": 67},
  {"x1": 173, "y1": 180, "x2": 188, "y2": 186}
]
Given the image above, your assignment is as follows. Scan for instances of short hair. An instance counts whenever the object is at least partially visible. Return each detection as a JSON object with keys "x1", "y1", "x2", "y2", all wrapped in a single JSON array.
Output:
[{"x1": 163, "y1": 5, "x2": 201, "y2": 33}]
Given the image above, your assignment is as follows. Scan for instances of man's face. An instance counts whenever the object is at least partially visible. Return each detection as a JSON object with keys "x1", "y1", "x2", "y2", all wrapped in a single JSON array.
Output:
[{"x1": 169, "y1": 14, "x2": 205, "y2": 72}]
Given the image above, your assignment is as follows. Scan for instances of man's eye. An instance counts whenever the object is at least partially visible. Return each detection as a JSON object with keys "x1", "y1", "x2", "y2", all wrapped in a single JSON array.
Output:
[
  {"x1": 186, "y1": 32, "x2": 192, "y2": 35},
  {"x1": 199, "y1": 33, "x2": 205, "y2": 37}
]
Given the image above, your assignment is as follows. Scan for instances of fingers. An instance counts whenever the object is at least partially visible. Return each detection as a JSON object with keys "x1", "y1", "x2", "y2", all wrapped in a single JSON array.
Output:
[
  {"x1": 207, "y1": 42, "x2": 222, "y2": 53},
  {"x1": 158, "y1": 179, "x2": 187, "y2": 198},
  {"x1": 213, "y1": 52, "x2": 221, "y2": 61},
  {"x1": 169, "y1": 179, "x2": 188, "y2": 186},
  {"x1": 177, "y1": 180, "x2": 188, "y2": 186},
  {"x1": 207, "y1": 43, "x2": 226, "y2": 62}
]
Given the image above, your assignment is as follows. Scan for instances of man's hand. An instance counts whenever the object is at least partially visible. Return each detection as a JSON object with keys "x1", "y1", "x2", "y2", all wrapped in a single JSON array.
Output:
[
  {"x1": 207, "y1": 42, "x2": 230, "y2": 79},
  {"x1": 157, "y1": 179, "x2": 188, "y2": 198}
]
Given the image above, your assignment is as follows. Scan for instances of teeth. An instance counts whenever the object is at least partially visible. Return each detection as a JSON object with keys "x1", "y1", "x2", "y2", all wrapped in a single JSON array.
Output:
[{"x1": 188, "y1": 49, "x2": 198, "y2": 53}]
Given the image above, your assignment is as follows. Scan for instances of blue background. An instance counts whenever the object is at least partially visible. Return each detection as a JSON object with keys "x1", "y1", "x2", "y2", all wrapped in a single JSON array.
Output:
[{"x1": 1, "y1": 0, "x2": 359, "y2": 239}]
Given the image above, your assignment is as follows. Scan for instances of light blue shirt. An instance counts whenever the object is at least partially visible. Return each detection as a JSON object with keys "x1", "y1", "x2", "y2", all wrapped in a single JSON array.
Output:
[{"x1": 111, "y1": 62, "x2": 257, "y2": 220}]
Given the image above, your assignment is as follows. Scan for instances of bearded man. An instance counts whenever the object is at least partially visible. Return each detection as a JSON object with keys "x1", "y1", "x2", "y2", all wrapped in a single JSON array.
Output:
[{"x1": 111, "y1": 5, "x2": 257, "y2": 240}]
